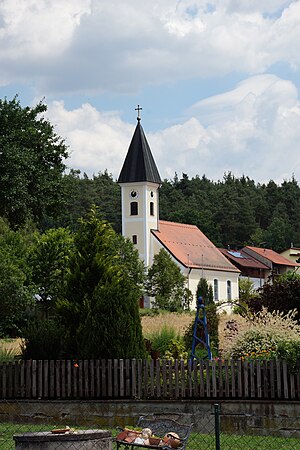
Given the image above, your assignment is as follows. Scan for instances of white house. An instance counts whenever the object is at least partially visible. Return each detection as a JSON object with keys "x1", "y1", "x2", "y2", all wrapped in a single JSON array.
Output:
[{"x1": 118, "y1": 113, "x2": 240, "y2": 309}]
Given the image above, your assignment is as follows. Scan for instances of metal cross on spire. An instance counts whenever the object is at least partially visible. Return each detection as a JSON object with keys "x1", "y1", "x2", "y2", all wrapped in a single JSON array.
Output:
[{"x1": 135, "y1": 104, "x2": 142, "y2": 121}]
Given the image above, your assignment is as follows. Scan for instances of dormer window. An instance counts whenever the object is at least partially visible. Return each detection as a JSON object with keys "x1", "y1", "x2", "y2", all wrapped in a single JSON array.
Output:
[{"x1": 130, "y1": 201, "x2": 138, "y2": 215}]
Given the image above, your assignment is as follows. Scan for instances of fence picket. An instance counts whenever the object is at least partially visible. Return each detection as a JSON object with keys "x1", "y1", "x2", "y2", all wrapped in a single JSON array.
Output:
[
  {"x1": 276, "y1": 360, "x2": 281, "y2": 398},
  {"x1": 249, "y1": 360, "x2": 255, "y2": 398},
  {"x1": 212, "y1": 361, "x2": 217, "y2": 398},
  {"x1": 244, "y1": 360, "x2": 249, "y2": 398},
  {"x1": 137, "y1": 359, "x2": 142, "y2": 399},
  {"x1": 205, "y1": 360, "x2": 211, "y2": 397},
  {"x1": 155, "y1": 359, "x2": 160, "y2": 398},
  {"x1": 26, "y1": 360, "x2": 32, "y2": 398},
  {"x1": 180, "y1": 359, "x2": 185, "y2": 398},
  {"x1": 119, "y1": 359, "x2": 124, "y2": 397},
  {"x1": 231, "y1": 360, "x2": 236, "y2": 398},
  {"x1": 174, "y1": 360, "x2": 179, "y2": 398},
  {"x1": 256, "y1": 360, "x2": 262, "y2": 398},
  {"x1": 269, "y1": 360, "x2": 275, "y2": 399},
  {"x1": 67, "y1": 360, "x2": 72, "y2": 398},
  {"x1": 113, "y1": 359, "x2": 118, "y2": 398},
  {"x1": 107, "y1": 359, "x2": 112, "y2": 397},
  {"x1": 20, "y1": 360, "x2": 25, "y2": 398},
  {"x1": 101, "y1": 359, "x2": 106, "y2": 397},
  {"x1": 162, "y1": 359, "x2": 167, "y2": 398},
  {"x1": 237, "y1": 360, "x2": 242, "y2": 398}
]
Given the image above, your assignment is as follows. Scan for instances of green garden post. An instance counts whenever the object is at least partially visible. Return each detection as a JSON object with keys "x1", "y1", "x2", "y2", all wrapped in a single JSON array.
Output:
[{"x1": 214, "y1": 403, "x2": 221, "y2": 450}]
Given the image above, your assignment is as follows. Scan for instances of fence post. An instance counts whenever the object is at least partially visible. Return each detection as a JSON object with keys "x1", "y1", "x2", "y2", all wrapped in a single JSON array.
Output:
[{"x1": 214, "y1": 403, "x2": 221, "y2": 450}]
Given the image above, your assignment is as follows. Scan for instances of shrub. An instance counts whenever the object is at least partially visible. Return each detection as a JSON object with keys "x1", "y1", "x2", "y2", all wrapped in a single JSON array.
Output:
[
  {"x1": 0, "y1": 347, "x2": 16, "y2": 363},
  {"x1": 21, "y1": 319, "x2": 66, "y2": 360},
  {"x1": 224, "y1": 308, "x2": 300, "y2": 369},
  {"x1": 165, "y1": 338, "x2": 188, "y2": 360},
  {"x1": 255, "y1": 278, "x2": 300, "y2": 322},
  {"x1": 147, "y1": 325, "x2": 177, "y2": 357}
]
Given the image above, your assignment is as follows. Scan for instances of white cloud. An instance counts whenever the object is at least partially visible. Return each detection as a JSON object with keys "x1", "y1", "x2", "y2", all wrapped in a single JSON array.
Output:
[
  {"x1": 47, "y1": 101, "x2": 134, "y2": 178},
  {"x1": 0, "y1": 1, "x2": 299, "y2": 93},
  {"x1": 46, "y1": 74, "x2": 300, "y2": 184}
]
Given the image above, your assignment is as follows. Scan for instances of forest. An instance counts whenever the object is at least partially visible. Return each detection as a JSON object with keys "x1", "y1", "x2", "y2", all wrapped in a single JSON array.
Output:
[{"x1": 59, "y1": 170, "x2": 300, "y2": 253}]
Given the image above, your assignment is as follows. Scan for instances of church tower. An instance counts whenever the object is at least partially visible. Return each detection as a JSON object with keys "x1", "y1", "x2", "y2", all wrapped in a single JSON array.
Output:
[{"x1": 118, "y1": 107, "x2": 161, "y2": 268}]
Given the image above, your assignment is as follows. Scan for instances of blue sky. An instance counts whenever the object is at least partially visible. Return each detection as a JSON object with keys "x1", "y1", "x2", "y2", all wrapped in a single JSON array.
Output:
[{"x1": 1, "y1": 0, "x2": 300, "y2": 184}]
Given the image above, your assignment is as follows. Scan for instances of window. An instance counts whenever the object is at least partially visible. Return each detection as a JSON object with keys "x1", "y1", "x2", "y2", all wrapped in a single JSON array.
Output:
[
  {"x1": 130, "y1": 201, "x2": 138, "y2": 215},
  {"x1": 213, "y1": 279, "x2": 219, "y2": 301},
  {"x1": 132, "y1": 235, "x2": 137, "y2": 244},
  {"x1": 227, "y1": 280, "x2": 232, "y2": 300},
  {"x1": 150, "y1": 202, "x2": 154, "y2": 216}
]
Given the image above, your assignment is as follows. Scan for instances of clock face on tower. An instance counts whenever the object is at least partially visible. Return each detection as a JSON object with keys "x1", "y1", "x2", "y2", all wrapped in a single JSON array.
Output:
[{"x1": 130, "y1": 190, "x2": 138, "y2": 199}]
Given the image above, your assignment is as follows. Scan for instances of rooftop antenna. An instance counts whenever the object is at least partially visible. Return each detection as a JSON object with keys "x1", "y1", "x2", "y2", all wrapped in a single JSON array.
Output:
[{"x1": 135, "y1": 104, "x2": 142, "y2": 121}]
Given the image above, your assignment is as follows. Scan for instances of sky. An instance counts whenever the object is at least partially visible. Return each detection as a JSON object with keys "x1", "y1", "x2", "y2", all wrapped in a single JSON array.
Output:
[{"x1": 1, "y1": 0, "x2": 300, "y2": 184}]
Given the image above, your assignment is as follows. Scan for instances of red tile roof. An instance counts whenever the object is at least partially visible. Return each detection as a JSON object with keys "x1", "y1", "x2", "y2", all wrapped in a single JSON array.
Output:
[
  {"x1": 219, "y1": 248, "x2": 270, "y2": 270},
  {"x1": 244, "y1": 246, "x2": 300, "y2": 267},
  {"x1": 152, "y1": 221, "x2": 239, "y2": 272}
]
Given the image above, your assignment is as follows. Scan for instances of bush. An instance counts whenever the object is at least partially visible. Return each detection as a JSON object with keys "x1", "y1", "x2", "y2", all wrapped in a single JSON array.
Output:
[
  {"x1": 0, "y1": 347, "x2": 16, "y2": 363},
  {"x1": 256, "y1": 278, "x2": 300, "y2": 322},
  {"x1": 224, "y1": 308, "x2": 300, "y2": 370},
  {"x1": 165, "y1": 338, "x2": 188, "y2": 360},
  {"x1": 21, "y1": 319, "x2": 66, "y2": 360},
  {"x1": 147, "y1": 325, "x2": 177, "y2": 357}
]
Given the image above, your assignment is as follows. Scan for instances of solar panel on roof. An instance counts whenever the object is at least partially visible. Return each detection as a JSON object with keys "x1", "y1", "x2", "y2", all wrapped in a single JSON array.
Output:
[{"x1": 228, "y1": 251, "x2": 244, "y2": 258}]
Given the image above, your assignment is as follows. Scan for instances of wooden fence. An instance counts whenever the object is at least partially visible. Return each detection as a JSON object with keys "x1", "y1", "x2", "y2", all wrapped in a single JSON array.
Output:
[{"x1": 0, "y1": 359, "x2": 299, "y2": 401}]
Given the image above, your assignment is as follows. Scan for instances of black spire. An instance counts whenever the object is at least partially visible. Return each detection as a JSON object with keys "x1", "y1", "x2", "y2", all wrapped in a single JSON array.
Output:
[{"x1": 118, "y1": 113, "x2": 161, "y2": 184}]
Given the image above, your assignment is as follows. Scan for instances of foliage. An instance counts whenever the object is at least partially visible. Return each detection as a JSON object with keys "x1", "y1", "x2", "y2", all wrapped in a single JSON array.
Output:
[
  {"x1": 147, "y1": 325, "x2": 177, "y2": 357},
  {"x1": 224, "y1": 308, "x2": 300, "y2": 369},
  {"x1": 254, "y1": 277, "x2": 300, "y2": 321},
  {"x1": 196, "y1": 278, "x2": 213, "y2": 305},
  {"x1": 164, "y1": 338, "x2": 189, "y2": 360},
  {"x1": 0, "y1": 96, "x2": 68, "y2": 228},
  {"x1": 30, "y1": 227, "x2": 74, "y2": 317},
  {"x1": 21, "y1": 319, "x2": 66, "y2": 360},
  {"x1": 37, "y1": 168, "x2": 300, "y2": 252},
  {"x1": 145, "y1": 249, "x2": 191, "y2": 311},
  {"x1": 57, "y1": 208, "x2": 145, "y2": 359},
  {"x1": 184, "y1": 303, "x2": 219, "y2": 358},
  {"x1": 0, "y1": 347, "x2": 16, "y2": 363},
  {"x1": 238, "y1": 278, "x2": 259, "y2": 309},
  {"x1": 0, "y1": 218, "x2": 35, "y2": 337}
]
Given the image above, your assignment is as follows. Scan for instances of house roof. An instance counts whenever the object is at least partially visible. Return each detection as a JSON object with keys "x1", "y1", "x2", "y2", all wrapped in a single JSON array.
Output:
[
  {"x1": 152, "y1": 220, "x2": 240, "y2": 272},
  {"x1": 118, "y1": 119, "x2": 161, "y2": 184},
  {"x1": 243, "y1": 246, "x2": 300, "y2": 267},
  {"x1": 219, "y1": 248, "x2": 270, "y2": 270}
]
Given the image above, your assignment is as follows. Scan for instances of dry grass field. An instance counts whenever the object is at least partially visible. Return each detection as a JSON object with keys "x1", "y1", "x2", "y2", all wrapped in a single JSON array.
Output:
[
  {"x1": 0, "y1": 338, "x2": 23, "y2": 356},
  {"x1": 141, "y1": 310, "x2": 249, "y2": 355},
  {"x1": 141, "y1": 311, "x2": 194, "y2": 337}
]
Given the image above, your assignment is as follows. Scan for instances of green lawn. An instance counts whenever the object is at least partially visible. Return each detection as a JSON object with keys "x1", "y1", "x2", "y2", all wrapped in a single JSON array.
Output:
[{"x1": 0, "y1": 423, "x2": 299, "y2": 450}]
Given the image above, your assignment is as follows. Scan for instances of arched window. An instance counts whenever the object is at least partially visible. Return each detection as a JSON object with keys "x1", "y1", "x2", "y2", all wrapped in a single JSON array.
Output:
[
  {"x1": 227, "y1": 280, "x2": 232, "y2": 300},
  {"x1": 213, "y1": 279, "x2": 219, "y2": 301},
  {"x1": 150, "y1": 202, "x2": 154, "y2": 216},
  {"x1": 130, "y1": 201, "x2": 138, "y2": 216}
]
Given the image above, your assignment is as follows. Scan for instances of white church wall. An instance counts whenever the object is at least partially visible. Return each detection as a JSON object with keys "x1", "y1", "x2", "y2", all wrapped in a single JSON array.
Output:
[{"x1": 186, "y1": 269, "x2": 239, "y2": 310}]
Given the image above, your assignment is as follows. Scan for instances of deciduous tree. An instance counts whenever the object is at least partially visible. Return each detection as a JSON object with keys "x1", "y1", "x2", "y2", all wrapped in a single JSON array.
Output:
[{"x1": 0, "y1": 96, "x2": 68, "y2": 228}]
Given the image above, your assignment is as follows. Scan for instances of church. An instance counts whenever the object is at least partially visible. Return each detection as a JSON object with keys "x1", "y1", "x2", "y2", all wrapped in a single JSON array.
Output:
[{"x1": 118, "y1": 110, "x2": 240, "y2": 309}]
